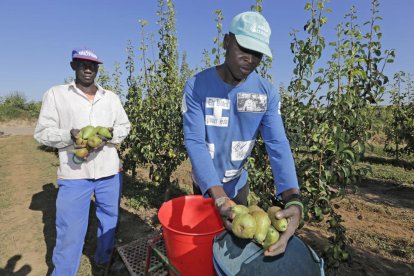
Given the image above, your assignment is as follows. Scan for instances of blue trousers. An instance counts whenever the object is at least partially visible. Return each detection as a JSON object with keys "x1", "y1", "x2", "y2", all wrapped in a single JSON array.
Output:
[{"x1": 52, "y1": 173, "x2": 122, "y2": 276}]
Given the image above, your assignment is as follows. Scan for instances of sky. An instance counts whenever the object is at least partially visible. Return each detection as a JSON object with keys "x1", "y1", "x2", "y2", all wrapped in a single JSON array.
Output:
[{"x1": 0, "y1": 0, "x2": 413, "y2": 102}]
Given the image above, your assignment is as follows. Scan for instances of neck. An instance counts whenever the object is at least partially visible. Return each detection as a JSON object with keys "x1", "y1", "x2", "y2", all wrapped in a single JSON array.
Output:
[
  {"x1": 216, "y1": 64, "x2": 245, "y2": 86},
  {"x1": 75, "y1": 80, "x2": 97, "y2": 95}
]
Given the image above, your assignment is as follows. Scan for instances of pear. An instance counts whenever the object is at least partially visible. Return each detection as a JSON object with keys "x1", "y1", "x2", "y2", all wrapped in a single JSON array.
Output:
[
  {"x1": 262, "y1": 226, "x2": 280, "y2": 249},
  {"x1": 87, "y1": 135, "x2": 102, "y2": 148},
  {"x1": 267, "y1": 206, "x2": 288, "y2": 232},
  {"x1": 248, "y1": 205, "x2": 265, "y2": 214},
  {"x1": 74, "y1": 148, "x2": 89, "y2": 159},
  {"x1": 81, "y1": 139, "x2": 88, "y2": 146},
  {"x1": 232, "y1": 204, "x2": 249, "y2": 216},
  {"x1": 251, "y1": 211, "x2": 271, "y2": 244},
  {"x1": 272, "y1": 218, "x2": 288, "y2": 232},
  {"x1": 231, "y1": 213, "x2": 256, "y2": 239},
  {"x1": 81, "y1": 125, "x2": 97, "y2": 139},
  {"x1": 75, "y1": 137, "x2": 85, "y2": 146},
  {"x1": 97, "y1": 127, "x2": 112, "y2": 139},
  {"x1": 95, "y1": 126, "x2": 102, "y2": 133},
  {"x1": 267, "y1": 206, "x2": 282, "y2": 216}
]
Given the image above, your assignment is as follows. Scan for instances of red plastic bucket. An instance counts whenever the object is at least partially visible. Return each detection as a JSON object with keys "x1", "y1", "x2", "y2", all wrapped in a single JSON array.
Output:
[{"x1": 158, "y1": 195, "x2": 224, "y2": 276}]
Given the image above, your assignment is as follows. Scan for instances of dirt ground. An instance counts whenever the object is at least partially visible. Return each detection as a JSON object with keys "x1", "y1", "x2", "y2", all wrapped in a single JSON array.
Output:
[{"x1": 0, "y1": 123, "x2": 413, "y2": 275}]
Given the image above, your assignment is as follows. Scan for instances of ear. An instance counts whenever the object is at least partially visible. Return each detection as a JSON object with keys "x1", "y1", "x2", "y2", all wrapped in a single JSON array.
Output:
[
  {"x1": 223, "y1": 34, "x2": 230, "y2": 50},
  {"x1": 70, "y1": 61, "x2": 76, "y2": 71}
]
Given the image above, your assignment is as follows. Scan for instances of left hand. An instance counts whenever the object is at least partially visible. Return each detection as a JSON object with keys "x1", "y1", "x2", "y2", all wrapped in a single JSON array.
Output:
[
  {"x1": 108, "y1": 127, "x2": 114, "y2": 135},
  {"x1": 216, "y1": 197, "x2": 236, "y2": 231},
  {"x1": 264, "y1": 204, "x2": 301, "y2": 256}
]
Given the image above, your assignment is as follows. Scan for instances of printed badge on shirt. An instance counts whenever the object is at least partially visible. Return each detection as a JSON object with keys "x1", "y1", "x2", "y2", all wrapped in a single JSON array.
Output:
[
  {"x1": 222, "y1": 168, "x2": 243, "y2": 183},
  {"x1": 231, "y1": 140, "x2": 255, "y2": 161},
  {"x1": 237, "y1": 93, "x2": 267, "y2": 112},
  {"x1": 205, "y1": 97, "x2": 230, "y2": 127},
  {"x1": 207, "y1": 143, "x2": 215, "y2": 159}
]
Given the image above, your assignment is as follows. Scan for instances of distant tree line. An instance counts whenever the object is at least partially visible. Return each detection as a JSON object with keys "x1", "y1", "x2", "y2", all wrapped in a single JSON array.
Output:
[{"x1": 0, "y1": 92, "x2": 41, "y2": 121}]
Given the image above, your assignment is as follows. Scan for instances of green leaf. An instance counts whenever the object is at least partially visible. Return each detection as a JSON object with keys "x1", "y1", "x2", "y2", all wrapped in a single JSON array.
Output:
[
  {"x1": 357, "y1": 142, "x2": 365, "y2": 154},
  {"x1": 341, "y1": 166, "x2": 350, "y2": 178},
  {"x1": 310, "y1": 145, "x2": 319, "y2": 152},
  {"x1": 320, "y1": 17, "x2": 328, "y2": 24},
  {"x1": 314, "y1": 206, "x2": 322, "y2": 217}
]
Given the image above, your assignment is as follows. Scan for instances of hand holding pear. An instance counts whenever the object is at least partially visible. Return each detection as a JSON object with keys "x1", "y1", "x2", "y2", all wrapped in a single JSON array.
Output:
[
  {"x1": 230, "y1": 203, "x2": 288, "y2": 249},
  {"x1": 71, "y1": 125, "x2": 113, "y2": 163}
]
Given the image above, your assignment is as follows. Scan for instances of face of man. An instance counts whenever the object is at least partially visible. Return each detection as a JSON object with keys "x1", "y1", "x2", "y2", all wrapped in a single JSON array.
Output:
[
  {"x1": 70, "y1": 59, "x2": 99, "y2": 86},
  {"x1": 223, "y1": 33, "x2": 263, "y2": 83}
]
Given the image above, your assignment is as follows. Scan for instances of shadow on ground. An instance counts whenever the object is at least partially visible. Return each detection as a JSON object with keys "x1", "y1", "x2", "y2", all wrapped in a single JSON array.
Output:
[
  {"x1": 299, "y1": 228, "x2": 414, "y2": 276},
  {"x1": 29, "y1": 183, "x2": 57, "y2": 275},
  {"x1": 28, "y1": 173, "x2": 188, "y2": 275},
  {"x1": 355, "y1": 177, "x2": 414, "y2": 210},
  {"x1": 0, "y1": 255, "x2": 32, "y2": 276},
  {"x1": 363, "y1": 155, "x2": 414, "y2": 170}
]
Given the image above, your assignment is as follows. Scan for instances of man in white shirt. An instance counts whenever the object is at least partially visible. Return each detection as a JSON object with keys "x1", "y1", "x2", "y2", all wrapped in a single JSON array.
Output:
[{"x1": 34, "y1": 48, "x2": 131, "y2": 275}]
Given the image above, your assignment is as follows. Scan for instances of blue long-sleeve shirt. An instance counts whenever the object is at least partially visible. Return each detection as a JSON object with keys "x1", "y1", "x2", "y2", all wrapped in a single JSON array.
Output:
[{"x1": 182, "y1": 67, "x2": 298, "y2": 198}]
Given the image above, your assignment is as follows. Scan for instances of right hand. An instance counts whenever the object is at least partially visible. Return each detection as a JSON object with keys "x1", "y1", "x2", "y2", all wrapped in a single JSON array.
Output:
[
  {"x1": 70, "y1": 129, "x2": 81, "y2": 142},
  {"x1": 215, "y1": 197, "x2": 236, "y2": 231}
]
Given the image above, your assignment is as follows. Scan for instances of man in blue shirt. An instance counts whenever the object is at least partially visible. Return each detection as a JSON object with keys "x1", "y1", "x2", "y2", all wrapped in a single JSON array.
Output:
[{"x1": 182, "y1": 11, "x2": 302, "y2": 256}]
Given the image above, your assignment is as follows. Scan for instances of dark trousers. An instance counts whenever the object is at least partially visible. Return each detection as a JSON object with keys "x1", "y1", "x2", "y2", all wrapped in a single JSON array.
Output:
[{"x1": 192, "y1": 182, "x2": 249, "y2": 206}]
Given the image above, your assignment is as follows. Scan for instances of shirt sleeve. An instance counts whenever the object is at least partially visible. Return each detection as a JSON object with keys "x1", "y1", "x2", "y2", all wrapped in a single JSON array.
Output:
[
  {"x1": 259, "y1": 86, "x2": 299, "y2": 195},
  {"x1": 110, "y1": 95, "x2": 131, "y2": 144},
  {"x1": 34, "y1": 88, "x2": 72, "y2": 149},
  {"x1": 182, "y1": 80, "x2": 221, "y2": 195}
]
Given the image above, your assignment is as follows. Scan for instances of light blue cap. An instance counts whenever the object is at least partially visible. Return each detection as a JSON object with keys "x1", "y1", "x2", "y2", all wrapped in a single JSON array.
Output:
[{"x1": 229, "y1": 11, "x2": 272, "y2": 58}]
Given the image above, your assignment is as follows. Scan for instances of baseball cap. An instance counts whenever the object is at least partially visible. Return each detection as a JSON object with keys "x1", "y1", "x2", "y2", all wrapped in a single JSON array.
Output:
[
  {"x1": 229, "y1": 11, "x2": 272, "y2": 58},
  {"x1": 71, "y1": 48, "x2": 103, "y2": 64}
]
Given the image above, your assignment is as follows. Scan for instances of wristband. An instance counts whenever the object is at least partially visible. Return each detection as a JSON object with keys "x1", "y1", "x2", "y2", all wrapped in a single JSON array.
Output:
[
  {"x1": 283, "y1": 193, "x2": 302, "y2": 204},
  {"x1": 214, "y1": 196, "x2": 230, "y2": 208},
  {"x1": 284, "y1": 200, "x2": 304, "y2": 219}
]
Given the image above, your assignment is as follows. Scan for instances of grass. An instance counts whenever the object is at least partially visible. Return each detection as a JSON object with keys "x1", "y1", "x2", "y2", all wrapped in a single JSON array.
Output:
[
  {"x1": 0, "y1": 173, "x2": 11, "y2": 209},
  {"x1": 0, "y1": 144, "x2": 11, "y2": 209},
  {"x1": 366, "y1": 162, "x2": 414, "y2": 183},
  {"x1": 362, "y1": 142, "x2": 414, "y2": 183},
  {"x1": 367, "y1": 139, "x2": 414, "y2": 162}
]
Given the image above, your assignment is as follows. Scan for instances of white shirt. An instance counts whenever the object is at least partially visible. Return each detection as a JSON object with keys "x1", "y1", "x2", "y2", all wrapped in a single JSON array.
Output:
[{"x1": 34, "y1": 82, "x2": 131, "y2": 180}]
